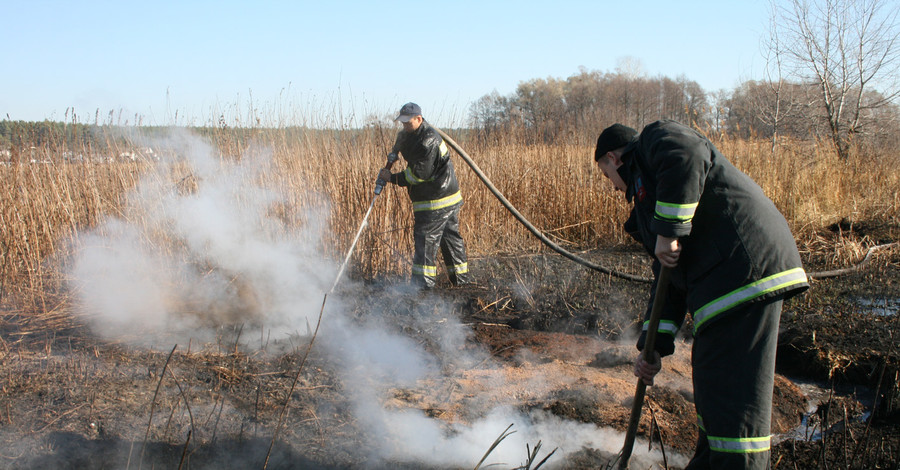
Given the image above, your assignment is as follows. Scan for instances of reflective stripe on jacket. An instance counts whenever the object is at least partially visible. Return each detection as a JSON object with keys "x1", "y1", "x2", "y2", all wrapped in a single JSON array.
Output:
[
  {"x1": 391, "y1": 122, "x2": 461, "y2": 208},
  {"x1": 412, "y1": 191, "x2": 462, "y2": 212},
  {"x1": 621, "y1": 120, "x2": 809, "y2": 348},
  {"x1": 692, "y1": 267, "x2": 807, "y2": 332}
]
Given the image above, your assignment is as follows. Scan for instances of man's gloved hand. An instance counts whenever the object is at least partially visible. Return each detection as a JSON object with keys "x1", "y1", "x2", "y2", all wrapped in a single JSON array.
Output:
[{"x1": 377, "y1": 168, "x2": 393, "y2": 183}]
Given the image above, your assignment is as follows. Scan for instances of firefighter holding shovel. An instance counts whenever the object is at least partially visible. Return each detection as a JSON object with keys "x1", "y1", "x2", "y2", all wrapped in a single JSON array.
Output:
[
  {"x1": 593, "y1": 120, "x2": 808, "y2": 469},
  {"x1": 378, "y1": 102, "x2": 469, "y2": 289}
]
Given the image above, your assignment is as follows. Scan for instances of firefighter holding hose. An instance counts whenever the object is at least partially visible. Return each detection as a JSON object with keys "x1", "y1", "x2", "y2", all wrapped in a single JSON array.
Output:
[
  {"x1": 378, "y1": 102, "x2": 469, "y2": 289},
  {"x1": 593, "y1": 120, "x2": 808, "y2": 469}
]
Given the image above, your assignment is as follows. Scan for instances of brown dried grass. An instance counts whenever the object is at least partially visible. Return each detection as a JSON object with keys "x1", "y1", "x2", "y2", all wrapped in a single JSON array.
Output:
[{"x1": 1, "y1": 125, "x2": 897, "y2": 313}]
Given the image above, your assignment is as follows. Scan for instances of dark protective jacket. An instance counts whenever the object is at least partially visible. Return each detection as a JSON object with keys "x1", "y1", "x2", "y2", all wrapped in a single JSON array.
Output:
[
  {"x1": 622, "y1": 120, "x2": 809, "y2": 356},
  {"x1": 389, "y1": 121, "x2": 462, "y2": 212}
]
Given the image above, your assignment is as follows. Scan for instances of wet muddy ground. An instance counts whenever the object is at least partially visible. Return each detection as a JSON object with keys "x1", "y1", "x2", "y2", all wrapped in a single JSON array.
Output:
[{"x1": 0, "y1": 226, "x2": 897, "y2": 469}]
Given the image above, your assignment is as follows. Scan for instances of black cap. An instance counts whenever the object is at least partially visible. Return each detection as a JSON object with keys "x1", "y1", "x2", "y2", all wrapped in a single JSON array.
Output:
[
  {"x1": 394, "y1": 102, "x2": 422, "y2": 123},
  {"x1": 594, "y1": 124, "x2": 638, "y2": 161}
]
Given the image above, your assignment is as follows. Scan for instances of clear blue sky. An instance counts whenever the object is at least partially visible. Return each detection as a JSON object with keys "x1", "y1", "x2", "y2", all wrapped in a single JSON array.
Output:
[{"x1": 2, "y1": 0, "x2": 771, "y2": 127}]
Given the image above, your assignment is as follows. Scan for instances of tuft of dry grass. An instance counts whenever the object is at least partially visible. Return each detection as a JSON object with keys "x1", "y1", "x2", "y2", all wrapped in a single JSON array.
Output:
[{"x1": 1, "y1": 123, "x2": 898, "y2": 313}]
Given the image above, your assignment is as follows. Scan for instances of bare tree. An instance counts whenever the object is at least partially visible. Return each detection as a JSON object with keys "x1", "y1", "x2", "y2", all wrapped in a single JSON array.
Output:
[
  {"x1": 469, "y1": 91, "x2": 512, "y2": 130},
  {"x1": 708, "y1": 89, "x2": 731, "y2": 136},
  {"x1": 515, "y1": 77, "x2": 568, "y2": 142},
  {"x1": 757, "y1": 2, "x2": 806, "y2": 156},
  {"x1": 772, "y1": 0, "x2": 900, "y2": 159}
]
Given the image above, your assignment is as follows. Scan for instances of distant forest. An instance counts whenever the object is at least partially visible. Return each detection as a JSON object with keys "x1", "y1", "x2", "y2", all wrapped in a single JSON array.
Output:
[
  {"x1": 467, "y1": 69, "x2": 900, "y2": 152},
  {"x1": 3, "y1": 69, "x2": 899, "y2": 158}
]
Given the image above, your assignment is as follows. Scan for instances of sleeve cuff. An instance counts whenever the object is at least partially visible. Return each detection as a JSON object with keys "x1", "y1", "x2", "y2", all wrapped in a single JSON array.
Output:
[
  {"x1": 651, "y1": 218, "x2": 692, "y2": 238},
  {"x1": 636, "y1": 330, "x2": 676, "y2": 357}
]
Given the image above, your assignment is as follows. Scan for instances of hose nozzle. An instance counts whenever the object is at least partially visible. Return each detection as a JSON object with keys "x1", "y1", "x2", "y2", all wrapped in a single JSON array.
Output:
[{"x1": 374, "y1": 152, "x2": 399, "y2": 195}]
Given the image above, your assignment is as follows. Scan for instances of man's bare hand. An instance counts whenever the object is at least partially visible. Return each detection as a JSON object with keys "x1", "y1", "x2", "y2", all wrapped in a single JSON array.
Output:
[
  {"x1": 654, "y1": 235, "x2": 681, "y2": 268},
  {"x1": 634, "y1": 351, "x2": 662, "y2": 386}
]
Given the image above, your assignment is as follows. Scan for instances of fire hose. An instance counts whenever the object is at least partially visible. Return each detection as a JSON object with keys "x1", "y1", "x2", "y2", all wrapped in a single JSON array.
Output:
[
  {"x1": 430, "y1": 129, "x2": 896, "y2": 468},
  {"x1": 433, "y1": 128, "x2": 652, "y2": 283}
]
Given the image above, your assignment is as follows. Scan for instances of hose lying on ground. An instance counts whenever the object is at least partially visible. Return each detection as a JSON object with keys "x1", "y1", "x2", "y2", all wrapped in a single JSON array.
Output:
[
  {"x1": 434, "y1": 128, "x2": 898, "y2": 284},
  {"x1": 434, "y1": 128, "x2": 652, "y2": 283},
  {"x1": 806, "y1": 242, "x2": 899, "y2": 279}
]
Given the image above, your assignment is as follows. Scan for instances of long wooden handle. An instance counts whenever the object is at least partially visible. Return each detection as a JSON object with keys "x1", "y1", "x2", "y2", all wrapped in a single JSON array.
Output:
[{"x1": 619, "y1": 266, "x2": 672, "y2": 469}]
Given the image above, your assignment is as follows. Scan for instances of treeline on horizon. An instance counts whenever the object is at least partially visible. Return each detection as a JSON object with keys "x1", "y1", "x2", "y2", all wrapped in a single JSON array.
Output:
[
  {"x1": 3, "y1": 67, "x2": 900, "y2": 158},
  {"x1": 469, "y1": 69, "x2": 900, "y2": 154}
]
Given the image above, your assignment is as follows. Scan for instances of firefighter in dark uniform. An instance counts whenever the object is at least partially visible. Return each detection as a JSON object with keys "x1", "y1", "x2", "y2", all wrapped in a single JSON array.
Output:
[
  {"x1": 378, "y1": 102, "x2": 469, "y2": 289},
  {"x1": 593, "y1": 120, "x2": 809, "y2": 469}
]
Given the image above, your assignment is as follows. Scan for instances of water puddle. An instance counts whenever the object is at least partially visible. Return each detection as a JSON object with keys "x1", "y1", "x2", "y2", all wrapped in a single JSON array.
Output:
[
  {"x1": 855, "y1": 297, "x2": 900, "y2": 316},
  {"x1": 775, "y1": 378, "x2": 874, "y2": 444}
]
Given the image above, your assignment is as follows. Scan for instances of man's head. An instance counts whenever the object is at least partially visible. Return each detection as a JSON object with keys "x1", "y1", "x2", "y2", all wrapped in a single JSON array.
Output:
[
  {"x1": 395, "y1": 102, "x2": 424, "y2": 132},
  {"x1": 594, "y1": 124, "x2": 637, "y2": 192},
  {"x1": 594, "y1": 124, "x2": 637, "y2": 162}
]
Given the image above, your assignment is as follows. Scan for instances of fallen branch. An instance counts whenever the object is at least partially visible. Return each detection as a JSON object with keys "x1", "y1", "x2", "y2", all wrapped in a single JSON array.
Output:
[
  {"x1": 34, "y1": 403, "x2": 87, "y2": 433},
  {"x1": 808, "y1": 242, "x2": 898, "y2": 279}
]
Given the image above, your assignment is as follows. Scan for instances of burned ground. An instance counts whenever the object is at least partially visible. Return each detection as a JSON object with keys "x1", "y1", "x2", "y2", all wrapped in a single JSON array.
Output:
[{"x1": 0, "y1": 224, "x2": 898, "y2": 469}]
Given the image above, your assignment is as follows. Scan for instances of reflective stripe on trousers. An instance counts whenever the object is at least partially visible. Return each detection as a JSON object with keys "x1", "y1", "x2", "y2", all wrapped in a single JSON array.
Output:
[
  {"x1": 412, "y1": 201, "x2": 468, "y2": 288},
  {"x1": 687, "y1": 296, "x2": 782, "y2": 470},
  {"x1": 412, "y1": 264, "x2": 437, "y2": 277},
  {"x1": 697, "y1": 415, "x2": 771, "y2": 453}
]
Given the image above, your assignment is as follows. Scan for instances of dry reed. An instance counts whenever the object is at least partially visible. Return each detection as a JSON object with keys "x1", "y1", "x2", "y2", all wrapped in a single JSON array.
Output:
[{"x1": 1, "y1": 123, "x2": 897, "y2": 314}]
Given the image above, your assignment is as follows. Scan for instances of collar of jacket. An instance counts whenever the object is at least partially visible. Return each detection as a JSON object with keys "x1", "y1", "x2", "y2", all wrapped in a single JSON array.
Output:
[
  {"x1": 408, "y1": 119, "x2": 429, "y2": 138},
  {"x1": 617, "y1": 140, "x2": 639, "y2": 203}
]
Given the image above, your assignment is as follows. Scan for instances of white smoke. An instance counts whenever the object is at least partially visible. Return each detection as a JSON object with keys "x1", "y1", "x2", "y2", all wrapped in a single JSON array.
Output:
[
  {"x1": 69, "y1": 128, "x2": 332, "y2": 346},
  {"x1": 65, "y1": 128, "x2": 684, "y2": 468}
]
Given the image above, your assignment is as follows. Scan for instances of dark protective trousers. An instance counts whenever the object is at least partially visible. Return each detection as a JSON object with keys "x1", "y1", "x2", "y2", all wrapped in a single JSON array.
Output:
[
  {"x1": 411, "y1": 202, "x2": 468, "y2": 288},
  {"x1": 686, "y1": 296, "x2": 783, "y2": 470}
]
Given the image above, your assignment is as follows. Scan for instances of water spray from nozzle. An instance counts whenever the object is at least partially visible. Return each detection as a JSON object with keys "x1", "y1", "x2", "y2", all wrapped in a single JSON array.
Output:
[{"x1": 329, "y1": 152, "x2": 401, "y2": 293}]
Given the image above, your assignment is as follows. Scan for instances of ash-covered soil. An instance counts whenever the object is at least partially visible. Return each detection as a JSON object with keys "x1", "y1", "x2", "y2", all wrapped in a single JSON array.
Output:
[{"x1": 0, "y1": 226, "x2": 897, "y2": 469}]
